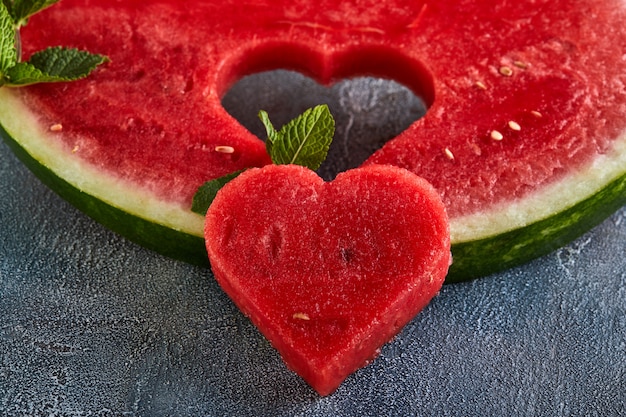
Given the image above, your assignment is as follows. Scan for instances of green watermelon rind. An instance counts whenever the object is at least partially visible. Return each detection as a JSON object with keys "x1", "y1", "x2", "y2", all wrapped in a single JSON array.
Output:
[
  {"x1": 1, "y1": 88, "x2": 625, "y2": 282},
  {"x1": 447, "y1": 172, "x2": 625, "y2": 282}
]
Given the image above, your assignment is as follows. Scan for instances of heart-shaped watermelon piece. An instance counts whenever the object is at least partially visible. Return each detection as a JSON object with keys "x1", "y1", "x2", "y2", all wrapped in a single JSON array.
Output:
[{"x1": 205, "y1": 164, "x2": 451, "y2": 395}]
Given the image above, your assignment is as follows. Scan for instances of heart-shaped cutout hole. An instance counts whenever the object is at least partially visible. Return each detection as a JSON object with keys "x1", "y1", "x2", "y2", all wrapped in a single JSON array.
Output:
[{"x1": 220, "y1": 45, "x2": 433, "y2": 180}]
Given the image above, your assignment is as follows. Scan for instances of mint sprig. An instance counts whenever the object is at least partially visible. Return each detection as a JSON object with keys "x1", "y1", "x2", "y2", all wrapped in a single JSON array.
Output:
[
  {"x1": 191, "y1": 105, "x2": 336, "y2": 215},
  {"x1": 261, "y1": 104, "x2": 334, "y2": 171},
  {"x1": 0, "y1": 0, "x2": 108, "y2": 87}
]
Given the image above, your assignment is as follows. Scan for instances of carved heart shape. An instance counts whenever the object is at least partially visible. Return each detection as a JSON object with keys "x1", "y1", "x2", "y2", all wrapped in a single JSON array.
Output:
[
  {"x1": 222, "y1": 70, "x2": 428, "y2": 181},
  {"x1": 205, "y1": 164, "x2": 451, "y2": 395}
]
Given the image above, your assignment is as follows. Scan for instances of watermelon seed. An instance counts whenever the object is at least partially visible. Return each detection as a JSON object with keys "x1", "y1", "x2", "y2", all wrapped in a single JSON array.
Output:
[
  {"x1": 513, "y1": 60, "x2": 528, "y2": 69},
  {"x1": 499, "y1": 66, "x2": 513, "y2": 77},
  {"x1": 215, "y1": 145, "x2": 235, "y2": 154},
  {"x1": 508, "y1": 121, "x2": 521, "y2": 131},
  {"x1": 443, "y1": 147, "x2": 455, "y2": 160},
  {"x1": 531, "y1": 110, "x2": 543, "y2": 118},
  {"x1": 293, "y1": 313, "x2": 311, "y2": 321},
  {"x1": 49, "y1": 123, "x2": 63, "y2": 132},
  {"x1": 490, "y1": 130, "x2": 504, "y2": 141},
  {"x1": 474, "y1": 81, "x2": 487, "y2": 90}
]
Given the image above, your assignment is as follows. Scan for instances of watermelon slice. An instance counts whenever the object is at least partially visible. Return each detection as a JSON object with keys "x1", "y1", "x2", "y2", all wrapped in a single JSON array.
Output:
[
  {"x1": 1, "y1": 0, "x2": 625, "y2": 281},
  {"x1": 205, "y1": 164, "x2": 451, "y2": 395}
]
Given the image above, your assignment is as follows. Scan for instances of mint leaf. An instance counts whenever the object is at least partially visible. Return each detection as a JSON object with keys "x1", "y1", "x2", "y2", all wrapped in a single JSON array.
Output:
[
  {"x1": 260, "y1": 104, "x2": 335, "y2": 170},
  {"x1": 4, "y1": 46, "x2": 108, "y2": 86},
  {"x1": 5, "y1": 0, "x2": 60, "y2": 27},
  {"x1": 0, "y1": 2, "x2": 17, "y2": 72},
  {"x1": 191, "y1": 170, "x2": 245, "y2": 215}
]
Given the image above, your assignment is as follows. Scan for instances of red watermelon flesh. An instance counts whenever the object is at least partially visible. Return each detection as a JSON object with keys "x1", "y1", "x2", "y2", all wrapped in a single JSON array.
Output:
[
  {"x1": 1, "y1": 0, "x2": 625, "y2": 280},
  {"x1": 205, "y1": 164, "x2": 451, "y2": 396}
]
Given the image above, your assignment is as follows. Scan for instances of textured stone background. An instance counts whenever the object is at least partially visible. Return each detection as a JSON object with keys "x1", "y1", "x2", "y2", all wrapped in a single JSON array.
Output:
[{"x1": 1, "y1": 72, "x2": 625, "y2": 416}]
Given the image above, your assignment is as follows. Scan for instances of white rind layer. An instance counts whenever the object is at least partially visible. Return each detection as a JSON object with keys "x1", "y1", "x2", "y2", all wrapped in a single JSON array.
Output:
[{"x1": 450, "y1": 132, "x2": 626, "y2": 242}]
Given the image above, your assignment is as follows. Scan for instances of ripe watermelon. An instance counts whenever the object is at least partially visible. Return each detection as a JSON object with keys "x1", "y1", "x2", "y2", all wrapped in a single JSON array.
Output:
[
  {"x1": 1, "y1": 0, "x2": 625, "y2": 282},
  {"x1": 205, "y1": 164, "x2": 451, "y2": 395}
]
